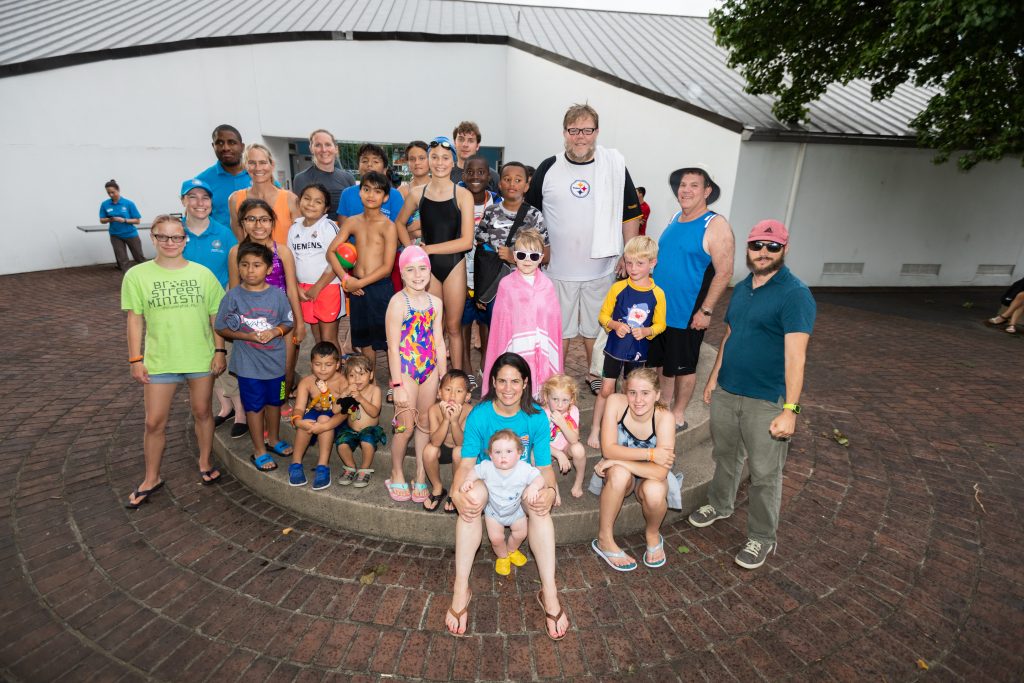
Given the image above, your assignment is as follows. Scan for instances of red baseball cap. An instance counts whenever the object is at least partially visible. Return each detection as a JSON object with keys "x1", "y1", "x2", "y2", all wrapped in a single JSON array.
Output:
[{"x1": 747, "y1": 219, "x2": 789, "y2": 245}]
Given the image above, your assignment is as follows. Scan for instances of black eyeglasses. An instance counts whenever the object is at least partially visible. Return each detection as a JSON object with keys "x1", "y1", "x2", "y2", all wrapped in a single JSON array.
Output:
[
  {"x1": 565, "y1": 127, "x2": 597, "y2": 136},
  {"x1": 748, "y1": 241, "x2": 783, "y2": 253},
  {"x1": 428, "y1": 140, "x2": 454, "y2": 150},
  {"x1": 514, "y1": 250, "x2": 542, "y2": 262},
  {"x1": 243, "y1": 216, "x2": 273, "y2": 226},
  {"x1": 153, "y1": 234, "x2": 186, "y2": 244}
]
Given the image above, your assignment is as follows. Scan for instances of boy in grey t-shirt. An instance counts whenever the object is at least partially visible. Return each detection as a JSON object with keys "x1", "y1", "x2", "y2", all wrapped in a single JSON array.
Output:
[
  {"x1": 215, "y1": 242, "x2": 294, "y2": 473},
  {"x1": 459, "y1": 428, "x2": 545, "y2": 576}
]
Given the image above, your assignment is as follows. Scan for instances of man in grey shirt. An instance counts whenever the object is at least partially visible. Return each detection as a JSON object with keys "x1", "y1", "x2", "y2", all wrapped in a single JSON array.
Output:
[{"x1": 292, "y1": 128, "x2": 356, "y2": 219}]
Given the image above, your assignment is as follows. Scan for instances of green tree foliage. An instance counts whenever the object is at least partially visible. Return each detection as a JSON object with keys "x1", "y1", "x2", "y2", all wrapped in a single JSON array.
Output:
[{"x1": 710, "y1": 0, "x2": 1024, "y2": 169}]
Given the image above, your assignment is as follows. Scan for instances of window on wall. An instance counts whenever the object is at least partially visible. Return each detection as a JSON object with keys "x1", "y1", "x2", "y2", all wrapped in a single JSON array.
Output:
[{"x1": 287, "y1": 138, "x2": 504, "y2": 188}]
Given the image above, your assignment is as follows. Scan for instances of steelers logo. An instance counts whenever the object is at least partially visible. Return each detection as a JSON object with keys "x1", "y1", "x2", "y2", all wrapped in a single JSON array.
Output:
[{"x1": 570, "y1": 180, "x2": 591, "y2": 198}]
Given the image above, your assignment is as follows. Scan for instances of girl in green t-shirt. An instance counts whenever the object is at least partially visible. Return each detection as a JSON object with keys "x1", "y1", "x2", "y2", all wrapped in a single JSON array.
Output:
[{"x1": 120, "y1": 215, "x2": 227, "y2": 508}]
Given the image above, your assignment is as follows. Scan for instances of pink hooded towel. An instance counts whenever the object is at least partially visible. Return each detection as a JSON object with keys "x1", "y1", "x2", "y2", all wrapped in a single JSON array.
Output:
[{"x1": 483, "y1": 269, "x2": 563, "y2": 397}]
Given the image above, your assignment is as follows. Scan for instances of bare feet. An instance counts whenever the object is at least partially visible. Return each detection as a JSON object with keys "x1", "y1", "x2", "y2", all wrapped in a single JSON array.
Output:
[
  {"x1": 570, "y1": 485, "x2": 584, "y2": 498},
  {"x1": 586, "y1": 430, "x2": 601, "y2": 449}
]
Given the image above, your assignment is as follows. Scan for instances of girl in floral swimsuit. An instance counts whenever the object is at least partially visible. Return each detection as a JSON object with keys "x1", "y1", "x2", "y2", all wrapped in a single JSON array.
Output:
[{"x1": 384, "y1": 246, "x2": 447, "y2": 503}]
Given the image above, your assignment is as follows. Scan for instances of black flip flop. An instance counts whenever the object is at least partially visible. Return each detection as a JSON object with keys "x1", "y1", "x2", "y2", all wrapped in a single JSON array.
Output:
[
  {"x1": 444, "y1": 496, "x2": 459, "y2": 514},
  {"x1": 200, "y1": 468, "x2": 223, "y2": 486},
  {"x1": 125, "y1": 481, "x2": 165, "y2": 509},
  {"x1": 423, "y1": 488, "x2": 448, "y2": 512}
]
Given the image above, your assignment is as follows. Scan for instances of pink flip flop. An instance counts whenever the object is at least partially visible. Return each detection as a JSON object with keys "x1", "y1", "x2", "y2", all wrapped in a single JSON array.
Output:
[
  {"x1": 410, "y1": 482, "x2": 430, "y2": 503},
  {"x1": 385, "y1": 479, "x2": 411, "y2": 502}
]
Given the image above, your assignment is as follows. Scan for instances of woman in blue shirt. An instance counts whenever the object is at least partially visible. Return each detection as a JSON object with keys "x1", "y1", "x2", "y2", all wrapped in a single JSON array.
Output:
[
  {"x1": 99, "y1": 179, "x2": 145, "y2": 271},
  {"x1": 446, "y1": 352, "x2": 569, "y2": 641}
]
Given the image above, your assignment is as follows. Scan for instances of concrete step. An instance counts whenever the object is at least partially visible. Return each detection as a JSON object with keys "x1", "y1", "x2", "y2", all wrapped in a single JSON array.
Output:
[{"x1": 213, "y1": 343, "x2": 718, "y2": 547}]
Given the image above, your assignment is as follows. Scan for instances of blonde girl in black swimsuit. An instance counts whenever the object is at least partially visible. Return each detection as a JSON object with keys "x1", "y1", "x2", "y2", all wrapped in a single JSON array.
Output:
[
  {"x1": 395, "y1": 136, "x2": 475, "y2": 370},
  {"x1": 591, "y1": 367, "x2": 677, "y2": 571}
]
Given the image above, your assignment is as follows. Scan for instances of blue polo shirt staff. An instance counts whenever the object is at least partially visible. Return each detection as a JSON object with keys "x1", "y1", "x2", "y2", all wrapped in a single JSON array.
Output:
[{"x1": 180, "y1": 178, "x2": 237, "y2": 288}]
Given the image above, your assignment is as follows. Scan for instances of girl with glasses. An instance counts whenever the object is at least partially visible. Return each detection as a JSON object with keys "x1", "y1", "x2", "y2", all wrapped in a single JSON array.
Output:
[
  {"x1": 482, "y1": 229, "x2": 563, "y2": 398},
  {"x1": 394, "y1": 136, "x2": 475, "y2": 373},
  {"x1": 228, "y1": 198, "x2": 306, "y2": 428},
  {"x1": 120, "y1": 215, "x2": 228, "y2": 507}
]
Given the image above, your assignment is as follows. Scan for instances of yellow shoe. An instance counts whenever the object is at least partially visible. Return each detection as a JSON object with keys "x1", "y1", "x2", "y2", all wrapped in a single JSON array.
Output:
[
  {"x1": 495, "y1": 556, "x2": 511, "y2": 576},
  {"x1": 508, "y1": 550, "x2": 528, "y2": 567}
]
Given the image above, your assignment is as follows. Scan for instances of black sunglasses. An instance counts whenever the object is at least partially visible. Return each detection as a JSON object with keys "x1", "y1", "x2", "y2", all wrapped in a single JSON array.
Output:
[
  {"x1": 748, "y1": 240, "x2": 784, "y2": 253},
  {"x1": 514, "y1": 250, "x2": 542, "y2": 262}
]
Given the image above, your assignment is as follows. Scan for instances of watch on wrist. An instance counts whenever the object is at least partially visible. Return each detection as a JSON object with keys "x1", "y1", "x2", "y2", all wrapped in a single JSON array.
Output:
[
  {"x1": 783, "y1": 403, "x2": 801, "y2": 414},
  {"x1": 700, "y1": 307, "x2": 713, "y2": 316}
]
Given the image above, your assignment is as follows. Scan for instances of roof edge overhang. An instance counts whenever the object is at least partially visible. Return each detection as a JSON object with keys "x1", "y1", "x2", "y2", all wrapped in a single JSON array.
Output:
[{"x1": 744, "y1": 127, "x2": 919, "y2": 147}]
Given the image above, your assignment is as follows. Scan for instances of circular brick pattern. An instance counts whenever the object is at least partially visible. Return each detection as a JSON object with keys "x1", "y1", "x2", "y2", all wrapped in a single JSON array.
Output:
[{"x1": 1, "y1": 268, "x2": 1021, "y2": 681}]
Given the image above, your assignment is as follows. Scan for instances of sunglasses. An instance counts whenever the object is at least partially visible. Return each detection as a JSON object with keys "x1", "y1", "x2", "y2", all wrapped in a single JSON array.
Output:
[
  {"x1": 428, "y1": 140, "x2": 454, "y2": 150},
  {"x1": 514, "y1": 250, "x2": 542, "y2": 262},
  {"x1": 748, "y1": 241, "x2": 784, "y2": 253}
]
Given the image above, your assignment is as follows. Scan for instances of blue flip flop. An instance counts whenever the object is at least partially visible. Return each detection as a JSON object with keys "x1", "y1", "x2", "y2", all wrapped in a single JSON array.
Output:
[
  {"x1": 591, "y1": 538, "x2": 637, "y2": 572},
  {"x1": 250, "y1": 453, "x2": 277, "y2": 472},
  {"x1": 125, "y1": 481, "x2": 164, "y2": 509},
  {"x1": 643, "y1": 534, "x2": 666, "y2": 568},
  {"x1": 266, "y1": 440, "x2": 293, "y2": 456}
]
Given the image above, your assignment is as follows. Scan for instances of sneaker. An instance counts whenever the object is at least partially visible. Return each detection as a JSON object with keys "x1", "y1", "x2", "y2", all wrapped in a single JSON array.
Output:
[
  {"x1": 312, "y1": 465, "x2": 331, "y2": 490},
  {"x1": 508, "y1": 549, "x2": 528, "y2": 567},
  {"x1": 339, "y1": 466, "x2": 357, "y2": 486},
  {"x1": 288, "y1": 463, "x2": 307, "y2": 487},
  {"x1": 353, "y1": 469, "x2": 373, "y2": 488},
  {"x1": 495, "y1": 557, "x2": 511, "y2": 576},
  {"x1": 735, "y1": 539, "x2": 775, "y2": 570},
  {"x1": 230, "y1": 423, "x2": 249, "y2": 439},
  {"x1": 688, "y1": 504, "x2": 730, "y2": 528}
]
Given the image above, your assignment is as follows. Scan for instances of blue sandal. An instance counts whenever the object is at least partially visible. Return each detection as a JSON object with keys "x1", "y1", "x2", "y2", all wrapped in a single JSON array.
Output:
[
  {"x1": 125, "y1": 481, "x2": 164, "y2": 509},
  {"x1": 591, "y1": 538, "x2": 637, "y2": 572},
  {"x1": 266, "y1": 440, "x2": 293, "y2": 456},
  {"x1": 250, "y1": 453, "x2": 277, "y2": 472}
]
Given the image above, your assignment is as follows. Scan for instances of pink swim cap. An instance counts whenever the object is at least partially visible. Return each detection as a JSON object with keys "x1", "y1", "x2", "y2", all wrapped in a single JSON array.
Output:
[{"x1": 399, "y1": 245, "x2": 430, "y2": 271}]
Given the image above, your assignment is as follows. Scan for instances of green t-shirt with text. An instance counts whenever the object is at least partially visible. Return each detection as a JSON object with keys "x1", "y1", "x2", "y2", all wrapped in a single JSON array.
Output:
[{"x1": 121, "y1": 261, "x2": 225, "y2": 374}]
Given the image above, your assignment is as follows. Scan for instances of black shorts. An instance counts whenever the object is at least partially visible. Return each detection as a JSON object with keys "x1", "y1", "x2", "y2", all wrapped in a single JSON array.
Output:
[
  {"x1": 350, "y1": 278, "x2": 392, "y2": 351},
  {"x1": 602, "y1": 355, "x2": 644, "y2": 381},
  {"x1": 1001, "y1": 278, "x2": 1024, "y2": 307},
  {"x1": 648, "y1": 326, "x2": 704, "y2": 377},
  {"x1": 439, "y1": 443, "x2": 453, "y2": 465}
]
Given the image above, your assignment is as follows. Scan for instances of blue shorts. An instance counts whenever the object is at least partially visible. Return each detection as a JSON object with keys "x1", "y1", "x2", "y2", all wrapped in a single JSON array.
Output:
[
  {"x1": 303, "y1": 408, "x2": 335, "y2": 422},
  {"x1": 462, "y1": 295, "x2": 492, "y2": 326},
  {"x1": 148, "y1": 371, "x2": 211, "y2": 384},
  {"x1": 237, "y1": 375, "x2": 287, "y2": 413}
]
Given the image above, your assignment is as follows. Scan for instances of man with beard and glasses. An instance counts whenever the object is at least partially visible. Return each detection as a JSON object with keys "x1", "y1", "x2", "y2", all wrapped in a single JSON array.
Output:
[
  {"x1": 525, "y1": 103, "x2": 643, "y2": 395},
  {"x1": 688, "y1": 220, "x2": 815, "y2": 570}
]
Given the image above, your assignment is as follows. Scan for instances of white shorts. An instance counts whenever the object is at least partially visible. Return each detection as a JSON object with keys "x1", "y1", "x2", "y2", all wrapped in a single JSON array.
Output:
[
  {"x1": 553, "y1": 272, "x2": 615, "y2": 339},
  {"x1": 485, "y1": 503, "x2": 527, "y2": 528}
]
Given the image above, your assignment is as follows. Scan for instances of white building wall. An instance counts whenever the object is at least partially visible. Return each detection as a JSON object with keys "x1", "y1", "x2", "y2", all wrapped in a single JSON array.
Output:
[
  {"x1": 0, "y1": 40, "x2": 508, "y2": 275},
  {"x1": 732, "y1": 141, "x2": 1024, "y2": 287},
  {"x1": 503, "y1": 49, "x2": 743, "y2": 243}
]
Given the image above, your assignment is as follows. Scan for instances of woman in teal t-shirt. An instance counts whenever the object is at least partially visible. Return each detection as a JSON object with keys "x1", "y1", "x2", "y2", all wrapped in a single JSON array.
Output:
[
  {"x1": 120, "y1": 215, "x2": 227, "y2": 508},
  {"x1": 99, "y1": 179, "x2": 145, "y2": 271},
  {"x1": 446, "y1": 352, "x2": 569, "y2": 641}
]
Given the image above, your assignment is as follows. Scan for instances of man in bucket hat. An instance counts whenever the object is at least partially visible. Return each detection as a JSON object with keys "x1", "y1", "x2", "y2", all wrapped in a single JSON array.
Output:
[
  {"x1": 688, "y1": 219, "x2": 816, "y2": 570},
  {"x1": 648, "y1": 164, "x2": 735, "y2": 432}
]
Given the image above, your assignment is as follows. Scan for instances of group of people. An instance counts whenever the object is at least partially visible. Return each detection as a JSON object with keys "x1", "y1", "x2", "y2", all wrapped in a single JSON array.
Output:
[{"x1": 115, "y1": 103, "x2": 817, "y2": 641}]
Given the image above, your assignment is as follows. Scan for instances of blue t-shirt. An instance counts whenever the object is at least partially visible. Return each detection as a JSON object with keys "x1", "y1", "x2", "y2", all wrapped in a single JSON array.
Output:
[
  {"x1": 182, "y1": 218, "x2": 237, "y2": 288},
  {"x1": 462, "y1": 401, "x2": 552, "y2": 468},
  {"x1": 719, "y1": 266, "x2": 816, "y2": 403},
  {"x1": 653, "y1": 210, "x2": 716, "y2": 328},
  {"x1": 195, "y1": 162, "x2": 252, "y2": 228},
  {"x1": 99, "y1": 198, "x2": 141, "y2": 238},
  {"x1": 336, "y1": 185, "x2": 405, "y2": 222},
  {"x1": 214, "y1": 285, "x2": 293, "y2": 380}
]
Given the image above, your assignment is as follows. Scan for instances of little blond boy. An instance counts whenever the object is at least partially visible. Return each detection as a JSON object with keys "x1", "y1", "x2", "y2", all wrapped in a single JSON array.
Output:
[
  {"x1": 334, "y1": 355, "x2": 384, "y2": 488},
  {"x1": 587, "y1": 235, "x2": 667, "y2": 448}
]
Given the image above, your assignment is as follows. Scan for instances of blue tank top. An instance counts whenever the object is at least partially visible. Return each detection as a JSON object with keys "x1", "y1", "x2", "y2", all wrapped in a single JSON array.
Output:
[{"x1": 652, "y1": 211, "x2": 716, "y2": 328}]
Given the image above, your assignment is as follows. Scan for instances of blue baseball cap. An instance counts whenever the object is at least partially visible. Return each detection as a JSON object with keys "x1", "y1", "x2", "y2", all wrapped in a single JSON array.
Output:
[{"x1": 180, "y1": 177, "x2": 214, "y2": 198}]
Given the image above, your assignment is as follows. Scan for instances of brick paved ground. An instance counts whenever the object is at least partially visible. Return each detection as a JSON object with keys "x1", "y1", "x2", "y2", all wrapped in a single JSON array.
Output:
[{"x1": 1, "y1": 267, "x2": 1021, "y2": 682}]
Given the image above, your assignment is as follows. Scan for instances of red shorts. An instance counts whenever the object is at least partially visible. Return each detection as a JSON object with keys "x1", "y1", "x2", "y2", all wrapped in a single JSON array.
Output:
[{"x1": 299, "y1": 283, "x2": 343, "y2": 323}]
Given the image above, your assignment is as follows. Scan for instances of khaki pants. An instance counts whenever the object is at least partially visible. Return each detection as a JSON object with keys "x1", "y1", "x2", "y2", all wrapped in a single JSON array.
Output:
[{"x1": 707, "y1": 387, "x2": 789, "y2": 545}]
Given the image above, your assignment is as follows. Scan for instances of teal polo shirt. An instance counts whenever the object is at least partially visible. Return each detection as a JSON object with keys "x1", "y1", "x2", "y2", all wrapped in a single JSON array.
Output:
[
  {"x1": 195, "y1": 162, "x2": 252, "y2": 228},
  {"x1": 719, "y1": 266, "x2": 815, "y2": 403},
  {"x1": 182, "y1": 218, "x2": 237, "y2": 288}
]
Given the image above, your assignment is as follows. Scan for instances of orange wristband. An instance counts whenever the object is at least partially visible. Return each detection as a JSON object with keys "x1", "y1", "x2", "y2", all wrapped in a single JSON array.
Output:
[
  {"x1": 128, "y1": 355, "x2": 144, "y2": 364},
  {"x1": 648, "y1": 448, "x2": 654, "y2": 462}
]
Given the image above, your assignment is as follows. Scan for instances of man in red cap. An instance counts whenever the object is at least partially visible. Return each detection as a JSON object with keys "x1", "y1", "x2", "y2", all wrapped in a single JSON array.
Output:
[{"x1": 688, "y1": 219, "x2": 816, "y2": 570}]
